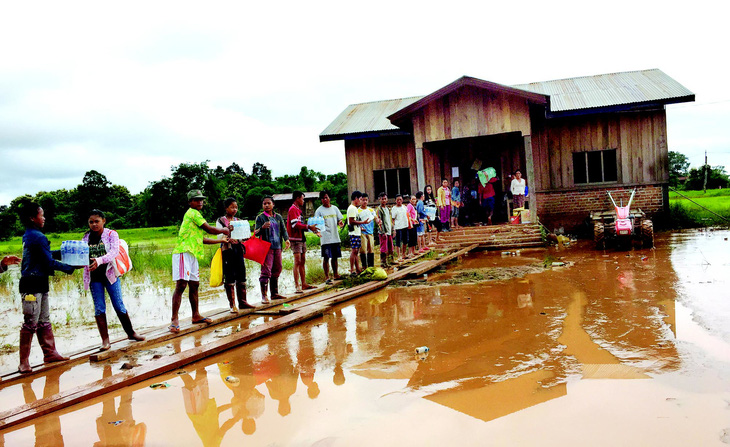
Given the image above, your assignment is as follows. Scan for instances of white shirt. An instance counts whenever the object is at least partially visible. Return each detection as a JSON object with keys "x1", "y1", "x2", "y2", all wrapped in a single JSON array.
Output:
[
  {"x1": 391, "y1": 205, "x2": 409, "y2": 230},
  {"x1": 511, "y1": 178, "x2": 526, "y2": 196}
]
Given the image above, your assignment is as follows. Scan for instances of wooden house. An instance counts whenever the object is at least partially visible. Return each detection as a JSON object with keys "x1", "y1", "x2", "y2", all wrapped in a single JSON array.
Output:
[
  {"x1": 320, "y1": 69, "x2": 694, "y2": 231},
  {"x1": 272, "y1": 192, "x2": 319, "y2": 219}
]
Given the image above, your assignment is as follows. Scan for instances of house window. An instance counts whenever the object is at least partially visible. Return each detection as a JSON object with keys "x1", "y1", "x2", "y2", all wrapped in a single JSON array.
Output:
[
  {"x1": 573, "y1": 149, "x2": 617, "y2": 184},
  {"x1": 373, "y1": 168, "x2": 411, "y2": 198}
]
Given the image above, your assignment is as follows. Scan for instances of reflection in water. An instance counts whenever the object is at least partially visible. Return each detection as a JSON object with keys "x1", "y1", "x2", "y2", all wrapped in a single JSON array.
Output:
[
  {"x1": 95, "y1": 365, "x2": 147, "y2": 447},
  {"x1": 2, "y1": 231, "x2": 729, "y2": 446}
]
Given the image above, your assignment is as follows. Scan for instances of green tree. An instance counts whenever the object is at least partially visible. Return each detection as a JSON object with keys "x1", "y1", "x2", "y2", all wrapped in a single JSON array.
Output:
[
  {"x1": 668, "y1": 151, "x2": 690, "y2": 188},
  {"x1": 685, "y1": 165, "x2": 730, "y2": 190}
]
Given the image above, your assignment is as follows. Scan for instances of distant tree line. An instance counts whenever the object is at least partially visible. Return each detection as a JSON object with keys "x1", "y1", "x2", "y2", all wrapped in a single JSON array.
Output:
[
  {"x1": 0, "y1": 162, "x2": 348, "y2": 240},
  {"x1": 669, "y1": 151, "x2": 729, "y2": 190}
]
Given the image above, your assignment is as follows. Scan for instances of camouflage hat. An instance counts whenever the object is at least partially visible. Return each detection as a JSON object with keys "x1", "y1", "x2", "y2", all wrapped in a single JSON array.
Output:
[{"x1": 187, "y1": 189, "x2": 206, "y2": 201}]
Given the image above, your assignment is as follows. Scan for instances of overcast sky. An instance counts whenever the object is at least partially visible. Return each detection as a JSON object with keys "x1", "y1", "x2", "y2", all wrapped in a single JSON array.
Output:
[{"x1": 1, "y1": 1, "x2": 728, "y2": 206}]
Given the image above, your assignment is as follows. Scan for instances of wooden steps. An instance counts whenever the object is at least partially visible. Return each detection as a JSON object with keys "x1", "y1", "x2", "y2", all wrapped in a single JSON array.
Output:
[{"x1": 433, "y1": 223, "x2": 544, "y2": 250}]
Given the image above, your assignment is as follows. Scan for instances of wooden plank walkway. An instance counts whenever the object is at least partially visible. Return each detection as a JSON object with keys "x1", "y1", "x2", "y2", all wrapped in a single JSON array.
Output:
[{"x1": 0, "y1": 245, "x2": 476, "y2": 430}]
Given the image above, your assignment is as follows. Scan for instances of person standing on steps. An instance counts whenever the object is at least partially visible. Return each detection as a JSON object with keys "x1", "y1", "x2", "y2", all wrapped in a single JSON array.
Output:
[
  {"x1": 17, "y1": 201, "x2": 81, "y2": 374},
  {"x1": 83, "y1": 209, "x2": 144, "y2": 351}
]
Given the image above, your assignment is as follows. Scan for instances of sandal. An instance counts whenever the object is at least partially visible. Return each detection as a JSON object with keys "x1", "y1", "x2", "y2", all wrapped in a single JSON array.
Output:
[
  {"x1": 302, "y1": 284, "x2": 317, "y2": 290},
  {"x1": 168, "y1": 324, "x2": 181, "y2": 334},
  {"x1": 192, "y1": 317, "x2": 213, "y2": 325}
]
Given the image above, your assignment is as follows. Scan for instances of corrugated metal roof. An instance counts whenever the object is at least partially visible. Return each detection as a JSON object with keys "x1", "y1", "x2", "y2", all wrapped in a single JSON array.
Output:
[
  {"x1": 319, "y1": 96, "x2": 423, "y2": 140},
  {"x1": 511, "y1": 69, "x2": 693, "y2": 113},
  {"x1": 272, "y1": 192, "x2": 320, "y2": 201},
  {"x1": 320, "y1": 69, "x2": 694, "y2": 139}
]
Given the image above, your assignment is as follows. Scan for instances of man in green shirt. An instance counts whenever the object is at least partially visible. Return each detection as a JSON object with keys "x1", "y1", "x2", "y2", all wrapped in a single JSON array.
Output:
[{"x1": 169, "y1": 190, "x2": 231, "y2": 333}]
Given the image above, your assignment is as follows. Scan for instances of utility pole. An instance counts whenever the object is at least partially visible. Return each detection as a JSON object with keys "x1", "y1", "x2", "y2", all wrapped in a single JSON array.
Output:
[{"x1": 702, "y1": 149, "x2": 707, "y2": 192}]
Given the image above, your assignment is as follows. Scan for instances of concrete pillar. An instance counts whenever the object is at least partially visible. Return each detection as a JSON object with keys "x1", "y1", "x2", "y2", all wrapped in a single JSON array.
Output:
[
  {"x1": 523, "y1": 135, "x2": 538, "y2": 221},
  {"x1": 416, "y1": 146, "x2": 425, "y2": 191}
]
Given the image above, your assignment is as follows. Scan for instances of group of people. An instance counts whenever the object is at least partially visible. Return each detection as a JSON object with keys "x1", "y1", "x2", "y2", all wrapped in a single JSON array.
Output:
[
  {"x1": 6, "y1": 202, "x2": 146, "y2": 374},
  {"x1": 3, "y1": 171, "x2": 528, "y2": 373}
]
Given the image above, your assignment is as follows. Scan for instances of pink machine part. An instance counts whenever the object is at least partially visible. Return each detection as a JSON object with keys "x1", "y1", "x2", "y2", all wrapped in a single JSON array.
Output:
[{"x1": 608, "y1": 189, "x2": 636, "y2": 236}]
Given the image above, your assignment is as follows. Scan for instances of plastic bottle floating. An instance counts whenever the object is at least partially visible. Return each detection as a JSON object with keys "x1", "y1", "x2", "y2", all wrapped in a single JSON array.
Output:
[{"x1": 61, "y1": 240, "x2": 89, "y2": 266}]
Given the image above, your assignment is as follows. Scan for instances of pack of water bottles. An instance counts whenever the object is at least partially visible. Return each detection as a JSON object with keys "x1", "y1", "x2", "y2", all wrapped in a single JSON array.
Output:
[{"x1": 61, "y1": 240, "x2": 89, "y2": 266}]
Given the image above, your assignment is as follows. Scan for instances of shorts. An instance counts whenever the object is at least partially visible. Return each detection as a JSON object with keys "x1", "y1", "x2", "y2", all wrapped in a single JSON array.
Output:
[
  {"x1": 222, "y1": 246, "x2": 246, "y2": 284},
  {"x1": 172, "y1": 252, "x2": 199, "y2": 282},
  {"x1": 360, "y1": 234, "x2": 375, "y2": 253},
  {"x1": 407, "y1": 227, "x2": 418, "y2": 247},
  {"x1": 395, "y1": 228, "x2": 409, "y2": 247},
  {"x1": 291, "y1": 240, "x2": 307, "y2": 254},
  {"x1": 451, "y1": 206, "x2": 460, "y2": 218},
  {"x1": 349, "y1": 235, "x2": 361, "y2": 249},
  {"x1": 321, "y1": 243, "x2": 342, "y2": 259}
]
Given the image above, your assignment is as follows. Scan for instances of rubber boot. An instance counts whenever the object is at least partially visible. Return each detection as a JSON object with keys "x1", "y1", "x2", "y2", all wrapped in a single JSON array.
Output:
[
  {"x1": 18, "y1": 327, "x2": 34, "y2": 374},
  {"x1": 260, "y1": 282, "x2": 270, "y2": 303},
  {"x1": 237, "y1": 283, "x2": 254, "y2": 309},
  {"x1": 367, "y1": 253, "x2": 375, "y2": 268},
  {"x1": 36, "y1": 323, "x2": 69, "y2": 363},
  {"x1": 95, "y1": 314, "x2": 111, "y2": 351},
  {"x1": 359, "y1": 253, "x2": 367, "y2": 271},
  {"x1": 225, "y1": 284, "x2": 237, "y2": 312},
  {"x1": 117, "y1": 312, "x2": 145, "y2": 342},
  {"x1": 270, "y1": 278, "x2": 284, "y2": 300}
]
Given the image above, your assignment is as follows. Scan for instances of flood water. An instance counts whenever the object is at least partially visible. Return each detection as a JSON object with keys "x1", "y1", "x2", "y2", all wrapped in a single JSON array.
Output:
[
  {"x1": 0, "y1": 251, "x2": 347, "y2": 371},
  {"x1": 1, "y1": 230, "x2": 729, "y2": 446}
]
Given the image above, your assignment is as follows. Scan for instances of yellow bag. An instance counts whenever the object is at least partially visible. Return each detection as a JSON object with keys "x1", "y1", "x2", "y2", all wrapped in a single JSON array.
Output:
[{"x1": 209, "y1": 248, "x2": 223, "y2": 287}]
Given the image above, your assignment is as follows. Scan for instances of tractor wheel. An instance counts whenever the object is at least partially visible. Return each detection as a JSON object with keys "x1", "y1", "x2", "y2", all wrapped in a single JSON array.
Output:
[
  {"x1": 641, "y1": 219, "x2": 654, "y2": 248},
  {"x1": 594, "y1": 222, "x2": 605, "y2": 250}
]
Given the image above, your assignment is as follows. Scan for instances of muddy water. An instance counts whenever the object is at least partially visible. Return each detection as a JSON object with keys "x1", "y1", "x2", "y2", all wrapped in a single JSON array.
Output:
[
  {"x1": 1, "y1": 230, "x2": 729, "y2": 446},
  {"x1": 0, "y1": 252, "x2": 348, "y2": 370}
]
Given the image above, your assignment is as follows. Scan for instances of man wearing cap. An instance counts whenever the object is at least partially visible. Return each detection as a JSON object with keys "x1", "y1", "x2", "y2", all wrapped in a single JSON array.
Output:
[{"x1": 169, "y1": 189, "x2": 231, "y2": 333}]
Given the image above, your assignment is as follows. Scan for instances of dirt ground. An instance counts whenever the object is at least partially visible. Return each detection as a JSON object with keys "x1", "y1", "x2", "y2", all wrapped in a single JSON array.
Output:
[{"x1": 1, "y1": 229, "x2": 729, "y2": 446}]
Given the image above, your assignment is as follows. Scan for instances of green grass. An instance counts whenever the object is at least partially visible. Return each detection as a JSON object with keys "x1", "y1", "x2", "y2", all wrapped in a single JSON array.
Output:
[{"x1": 668, "y1": 189, "x2": 730, "y2": 228}]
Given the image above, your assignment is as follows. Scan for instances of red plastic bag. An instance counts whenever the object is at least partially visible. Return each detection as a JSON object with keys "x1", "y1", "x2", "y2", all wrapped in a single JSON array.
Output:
[{"x1": 243, "y1": 236, "x2": 271, "y2": 265}]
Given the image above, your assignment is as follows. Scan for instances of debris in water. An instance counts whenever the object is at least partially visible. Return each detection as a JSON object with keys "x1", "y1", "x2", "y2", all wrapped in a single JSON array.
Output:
[
  {"x1": 225, "y1": 376, "x2": 240, "y2": 385},
  {"x1": 108, "y1": 420, "x2": 123, "y2": 426},
  {"x1": 176, "y1": 370, "x2": 188, "y2": 375},
  {"x1": 149, "y1": 382, "x2": 170, "y2": 389},
  {"x1": 551, "y1": 262, "x2": 566, "y2": 267},
  {"x1": 152, "y1": 354, "x2": 163, "y2": 359},
  {"x1": 120, "y1": 362, "x2": 137, "y2": 370},
  {"x1": 641, "y1": 256, "x2": 648, "y2": 261},
  {"x1": 415, "y1": 346, "x2": 429, "y2": 354},
  {"x1": 282, "y1": 303, "x2": 292, "y2": 308}
]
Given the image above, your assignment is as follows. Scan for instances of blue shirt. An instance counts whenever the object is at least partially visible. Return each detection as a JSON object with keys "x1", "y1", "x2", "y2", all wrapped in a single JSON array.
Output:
[
  {"x1": 451, "y1": 187, "x2": 461, "y2": 203},
  {"x1": 416, "y1": 201, "x2": 426, "y2": 233}
]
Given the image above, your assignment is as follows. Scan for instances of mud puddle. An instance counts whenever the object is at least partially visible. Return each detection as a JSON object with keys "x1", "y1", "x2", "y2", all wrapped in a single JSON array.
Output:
[{"x1": 1, "y1": 230, "x2": 729, "y2": 446}]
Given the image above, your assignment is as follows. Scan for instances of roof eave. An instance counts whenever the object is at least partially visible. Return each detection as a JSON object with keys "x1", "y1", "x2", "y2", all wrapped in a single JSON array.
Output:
[
  {"x1": 319, "y1": 129, "x2": 412, "y2": 142},
  {"x1": 546, "y1": 95, "x2": 695, "y2": 119}
]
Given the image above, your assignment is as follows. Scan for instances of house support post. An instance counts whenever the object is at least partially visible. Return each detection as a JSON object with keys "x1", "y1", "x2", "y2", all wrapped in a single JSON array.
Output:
[
  {"x1": 416, "y1": 146, "x2": 425, "y2": 191},
  {"x1": 523, "y1": 135, "x2": 538, "y2": 220}
]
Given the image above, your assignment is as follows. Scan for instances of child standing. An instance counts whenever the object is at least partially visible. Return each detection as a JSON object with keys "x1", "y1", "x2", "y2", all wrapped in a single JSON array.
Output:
[
  {"x1": 254, "y1": 196, "x2": 290, "y2": 302},
  {"x1": 169, "y1": 190, "x2": 231, "y2": 334},
  {"x1": 358, "y1": 193, "x2": 376, "y2": 269},
  {"x1": 346, "y1": 191, "x2": 370, "y2": 275},
  {"x1": 314, "y1": 191, "x2": 344, "y2": 284},
  {"x1": 17, "y1": 202, "x2": 80, "y2": 373},
  {"x1": 287, "y1": 191, "x2": 319, "y2": 294},
  {"x1": 424, "y1": 185, "x2": 442, "y2": 246},
  {"x1": 406, "y1": 195, "x2": 418, "y2": 257},
  {"x1": 216, "y1": 197, "x2": 253, "y2": 312},
  {"x1": 391, "y1": 194, "x2": 409, "y2": 263},
  {"x1": 451, "y1": 179, "x2": 461, "y2": 229},
  {"x1": 83, "y1": 209, "x2": 144, "y2": 352},
  {"x1": 437, "y1": 179, "x2": 452, "y2": 232},
  {"x1": 375, "y1": 192, "x2": 394, "y2": 268},
  {"x1": 416, "y1": 191, "x2": 428, "y2": 252}
]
